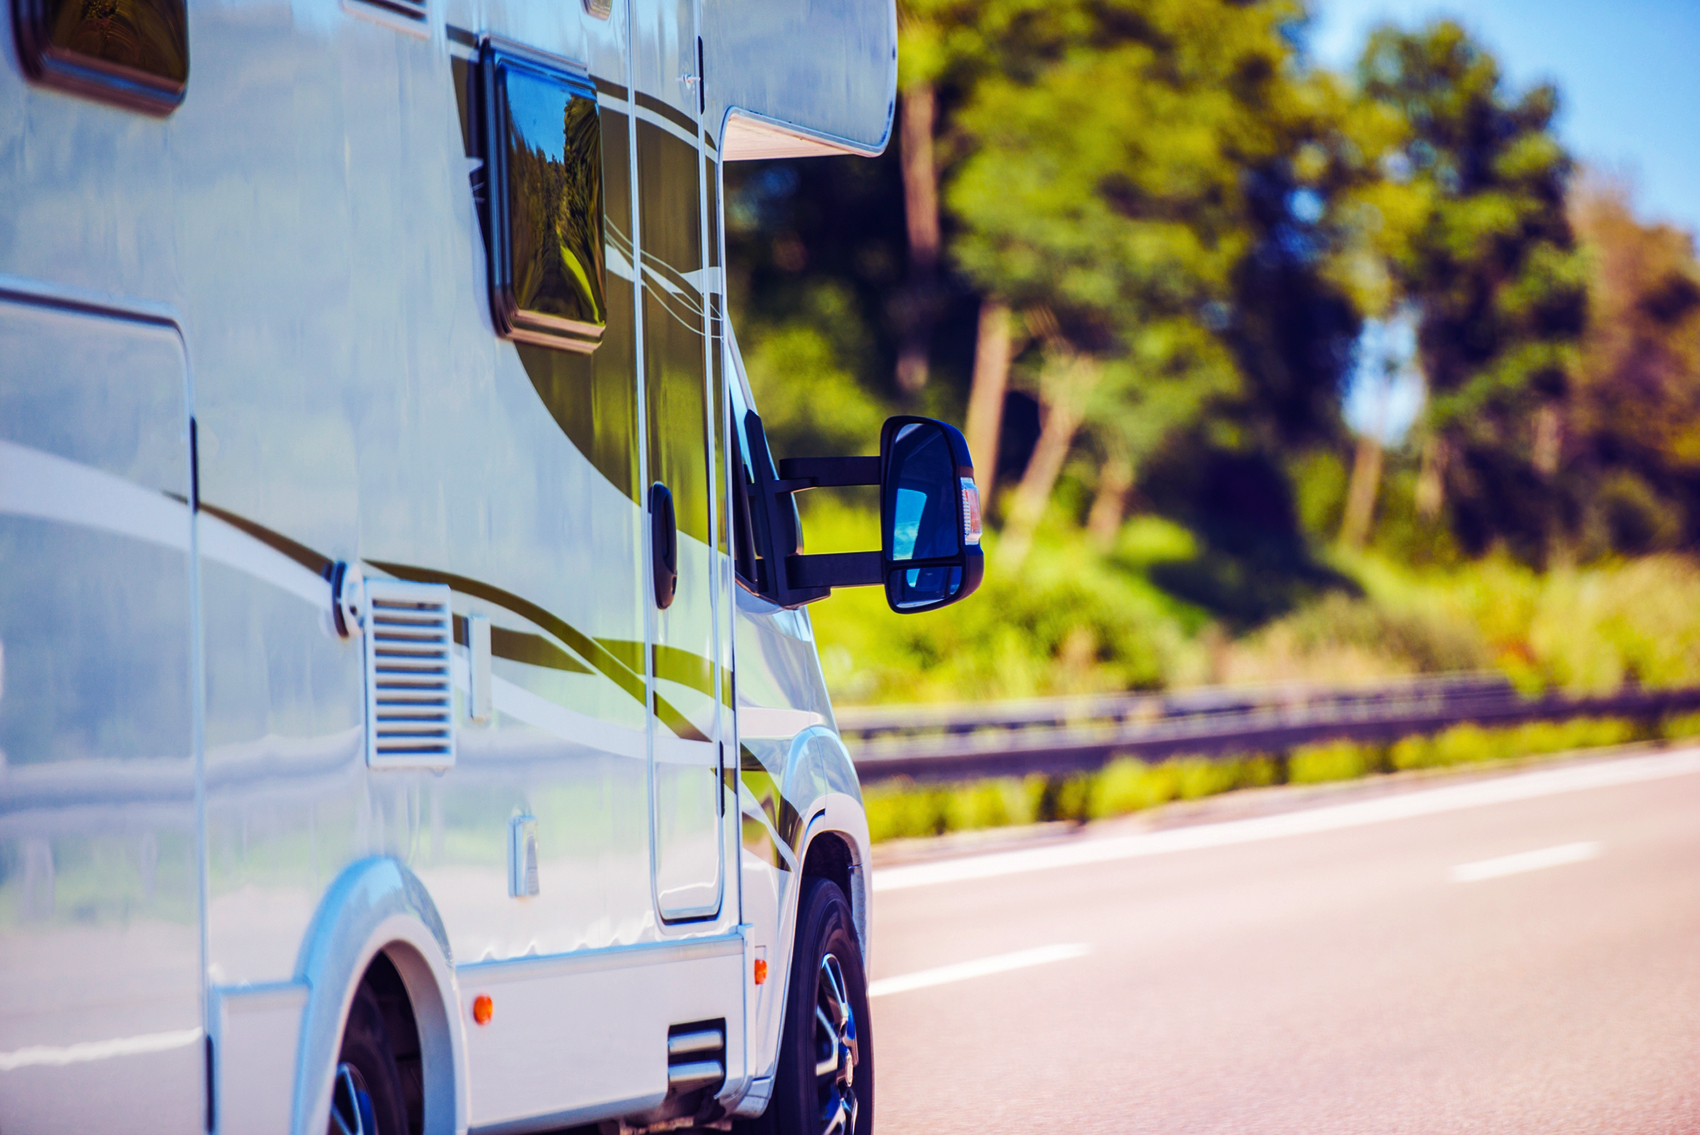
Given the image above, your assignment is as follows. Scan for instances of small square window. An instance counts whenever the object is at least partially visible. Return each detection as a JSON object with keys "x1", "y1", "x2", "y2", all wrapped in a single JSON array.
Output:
[
  {"x1": 13, "y1": 0, "x2": 189, "y2": 114},
  {"x1": 480, "y1": 44, "x2": 607, "y2": 354}
]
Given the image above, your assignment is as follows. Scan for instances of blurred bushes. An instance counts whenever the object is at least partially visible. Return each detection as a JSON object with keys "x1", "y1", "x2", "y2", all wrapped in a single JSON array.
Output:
[
  {"x1": 864, "y1": 712, "x2": 1700, "y2": 843},
  {"x1": 810, "y1": 502, "x2": 1207, "y2": 703},
  {"x1": 815, "y1": 503, "x2": 1700, "y2": 704}
]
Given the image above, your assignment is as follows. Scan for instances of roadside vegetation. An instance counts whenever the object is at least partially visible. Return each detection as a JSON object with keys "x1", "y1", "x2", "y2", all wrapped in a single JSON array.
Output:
[{"x1": 864, "y1": 713, "x2": 1700, "y2": 843}]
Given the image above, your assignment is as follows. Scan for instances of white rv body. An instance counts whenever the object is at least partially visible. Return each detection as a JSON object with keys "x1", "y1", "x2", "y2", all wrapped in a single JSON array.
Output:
[{"x1": 0, "y1": 0, "x2": 896, "y2": 1128}]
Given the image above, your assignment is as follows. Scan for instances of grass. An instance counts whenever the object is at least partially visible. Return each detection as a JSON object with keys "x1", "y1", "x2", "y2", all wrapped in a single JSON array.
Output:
[{"x1": 862, "y1": 713, "x2": 1700, "y2": 843}]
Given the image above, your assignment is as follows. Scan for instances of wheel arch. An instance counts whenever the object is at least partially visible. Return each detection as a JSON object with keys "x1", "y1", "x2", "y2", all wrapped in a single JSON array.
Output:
[
  {"x1": 290, "y1": 856, "x2": 466, "y2": 1135},
  {"x1": 798, "y1": 799, "x2": 872, "y2": 967}
]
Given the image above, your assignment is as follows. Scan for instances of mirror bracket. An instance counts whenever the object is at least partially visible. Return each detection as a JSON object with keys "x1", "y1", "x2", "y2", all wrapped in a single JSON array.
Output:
[
  {"x1": 741, "y1": 414, "x2": 981, "y2": 612},
  {"x1": 785, "y1": 551, "x2": 882, "y2": 591},
  {"x1": 775, "y1": 456, "x2": 881, "y2": 490}
]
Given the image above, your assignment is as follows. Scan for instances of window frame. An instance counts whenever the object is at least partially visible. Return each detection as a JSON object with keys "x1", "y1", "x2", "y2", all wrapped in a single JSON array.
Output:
[
  {"x1": 477, "y1": 39, "x2": 609, "y2": 354},
  {"x1": 12, "y1": 0, "x2": 190, "y2": 115}
]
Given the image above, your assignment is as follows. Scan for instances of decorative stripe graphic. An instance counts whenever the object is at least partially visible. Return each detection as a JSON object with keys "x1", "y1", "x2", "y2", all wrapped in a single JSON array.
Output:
[
  {"x1": 0, "y1": 438, "x2": 187, "y2": 550},
  {"x1": 374, "y1": 560, "x2": 710, "y2": 742},
  {"x1": 634, "y1": 90, "x2": 697, "y2": 137},
  {"x1": 0, "y1": 1027, "x2": 203, "y2": 1071},
  {"x1": 0, "y1": 438, "x2": 721, "y2": 746},
  {"x1": 452, "y1": 654, "x2": 646, "y2": 760}
]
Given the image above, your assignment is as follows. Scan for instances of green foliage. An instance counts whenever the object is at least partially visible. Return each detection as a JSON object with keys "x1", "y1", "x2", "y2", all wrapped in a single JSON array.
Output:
[
  {"x1": 940, "y1": 0, "x2": 1367, "y2": 500},
  {"x1": 1389, "y1": 718, "x2": 1637, "y2": 770},
  {"x1": 1357, "y1": 21, "x2": 1586, "y2": 561},
  {"x1": 1289, "y1": 741, "x2": 1374, "y2": 784},
  {"x1": 1660, "y1": 712, "x2": 1700, "y2": 742},
  {"x1": 740, "y1": 319, "x2": 889, "y2": 460},
  {"x1": 1229, "y1": 590, "x2": 1486, "y2": 684},
  {"x1": 863, "y1": 718, "x2": 1656, "y2": 844},
  {"x1": 810, "y1": 502, "x2": 1208, "y2": 702},
  {"x1": 1565, "y1": 179, "x2": 1700, "y2": 554}
]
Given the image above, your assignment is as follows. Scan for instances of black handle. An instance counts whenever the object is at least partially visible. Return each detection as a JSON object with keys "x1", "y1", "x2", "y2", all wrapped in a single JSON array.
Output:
[{"x1": 650, "y1": 482, "x2": 677, "y2": 610}]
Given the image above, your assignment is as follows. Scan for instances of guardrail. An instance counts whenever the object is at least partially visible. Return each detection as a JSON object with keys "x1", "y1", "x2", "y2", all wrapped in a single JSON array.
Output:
[{"x1": 839, "y1": 675, "x2": 1700, "y2": 784}]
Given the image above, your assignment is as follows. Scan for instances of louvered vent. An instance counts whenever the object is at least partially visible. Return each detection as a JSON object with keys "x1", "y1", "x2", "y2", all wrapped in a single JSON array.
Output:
[{"x1": 363, "y1": 578, "x2": 456, "y2": 770}]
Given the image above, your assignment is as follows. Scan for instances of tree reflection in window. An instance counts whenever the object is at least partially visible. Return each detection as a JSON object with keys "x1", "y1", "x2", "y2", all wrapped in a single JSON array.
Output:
[
  {"x1": 15, "y1": 0, "x2": 189, "y2": 113},
  {"x1": 493, "y1": 60, "x2": 607, "y2": 351}
]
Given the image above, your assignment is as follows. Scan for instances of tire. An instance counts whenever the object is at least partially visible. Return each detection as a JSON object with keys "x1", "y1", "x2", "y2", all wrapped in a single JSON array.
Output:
[
  {"x1": 741, "y1": 876, "x2": 874, "y2": 1135},
  {"x1": 328, "y1": 984, "x2": 411, "y2": 1135}
]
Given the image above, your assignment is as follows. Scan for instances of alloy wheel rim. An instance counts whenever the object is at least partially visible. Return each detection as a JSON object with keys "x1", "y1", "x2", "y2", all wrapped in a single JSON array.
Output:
[
  {"x1": 330, "y1": 1061, "x2": 376, "y2": 1135},
  {"x1": 813, "y1": 952, "x2": 859, "y2": 1135}
]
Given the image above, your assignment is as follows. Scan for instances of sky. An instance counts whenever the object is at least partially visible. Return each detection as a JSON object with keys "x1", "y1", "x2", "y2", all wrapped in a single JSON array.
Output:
[
  {"x1": 1309, "y1": 0, "x2": 1700, "y2": 236},
  {"x1": 1320, "y1": 0, "x2": 1700, "y2": 443}
]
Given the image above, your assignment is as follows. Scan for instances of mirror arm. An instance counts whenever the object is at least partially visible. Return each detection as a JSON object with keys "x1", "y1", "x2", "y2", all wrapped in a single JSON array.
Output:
[
  {"x1": 775, "y1": 456, "x2": 881, "y2": 489},
  {"x1": 785, "y1": 551, "x2": 882, "y2": 591}
]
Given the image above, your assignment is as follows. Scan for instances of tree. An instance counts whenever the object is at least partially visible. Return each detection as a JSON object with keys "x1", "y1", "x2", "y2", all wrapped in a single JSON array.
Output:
[
  {"x1": 1358, "y1": 21, "x2": 1586, "y2": 562},
  {"x1": 943, "y1": 0, "x2": 1364, "y2": 565},
  {"x1": 1566, "y1": 175, "x2": 1700, "y2": 552}
]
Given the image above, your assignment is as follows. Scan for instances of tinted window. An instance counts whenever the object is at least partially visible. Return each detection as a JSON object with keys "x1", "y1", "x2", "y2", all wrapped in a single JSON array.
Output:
[
  {"x1": 14, "y1": 0, "x2": 189, "y2": 114},
  {"x1": 484, "y1": 51, "x2": 607, "y2": 352}
]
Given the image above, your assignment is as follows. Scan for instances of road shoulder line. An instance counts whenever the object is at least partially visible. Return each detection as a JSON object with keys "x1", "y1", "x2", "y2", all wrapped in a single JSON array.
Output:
[{"x1": 872, "y1": 747, "x2": 1700, "y2": 892}]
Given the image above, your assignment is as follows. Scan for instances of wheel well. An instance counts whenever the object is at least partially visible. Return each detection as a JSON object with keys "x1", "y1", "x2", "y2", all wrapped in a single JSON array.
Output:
[
  {"x1": 801, "y1": 830, "x2": 854, "y2": 903},
  {"x1": 360, "y1": 951, "x2": 425, "y2": 1135}
]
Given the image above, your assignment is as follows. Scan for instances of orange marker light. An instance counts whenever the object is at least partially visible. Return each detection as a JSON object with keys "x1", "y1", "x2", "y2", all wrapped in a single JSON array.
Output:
[
  {"x1": 472, "y1": 994, "x2": 494, "y2": 1026},
  {"x1": 753, "y1": 959, "x2": 768, "y2": 985}
]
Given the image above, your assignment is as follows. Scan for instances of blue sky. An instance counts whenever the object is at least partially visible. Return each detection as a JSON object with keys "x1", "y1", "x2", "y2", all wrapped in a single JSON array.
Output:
[
  {"x1": 1317, "y1": 0, "x2": 1699, "y2": 443},
  {"x1": 1309, "y1": 0, "x2": 1700, "y2": 236}
]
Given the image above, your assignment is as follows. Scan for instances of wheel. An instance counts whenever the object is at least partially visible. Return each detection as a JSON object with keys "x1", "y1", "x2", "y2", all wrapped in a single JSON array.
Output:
[
  {"x1": 742, "y1": 876, "x2": 874, "y2": 1135},
  {"x1": 328, "y1": 984, "x2": 411, "y2": 1135}
]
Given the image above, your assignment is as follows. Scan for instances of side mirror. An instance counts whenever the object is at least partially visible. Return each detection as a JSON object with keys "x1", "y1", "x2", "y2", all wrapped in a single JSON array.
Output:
[
  {"x1": 740, "y1": 413, "x2": 984, "y2": 613},
  {"x1": 881, "y1": 417, "x2": 983, "y2": 612}
]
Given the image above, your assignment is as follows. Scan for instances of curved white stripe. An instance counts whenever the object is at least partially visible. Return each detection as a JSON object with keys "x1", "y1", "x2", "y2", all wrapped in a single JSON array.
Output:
[
  {"x1": 738, "y1": 707, "x2": 827, "y2": 739},
  {"x1": 198, "y1": 512, "x2": 331, "y2": 610},
  {"x1": 0, "y1": 439, "x2": 331, "y2": 611},
  {"x1": 449, "y1": 654, "x2": 647, "y2": 760},
  {"x1": 739, "y1": 783, "x2": 799, "y2": 870},
  {"x1": 0, "y1": 1027, "x2": 203, "y2": 1071},
  {"x1": 0, "y1": 438, "x2": 188, "y2": 551}
]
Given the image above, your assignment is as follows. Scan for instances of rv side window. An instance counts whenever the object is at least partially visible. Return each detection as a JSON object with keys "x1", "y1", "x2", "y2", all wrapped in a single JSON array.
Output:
[
  {"x1": 13, "y1": 0, "x2": 189, "y2": 114},
  {"x1": 479, "y1": 46, "x2": 608, "y2": 353}
]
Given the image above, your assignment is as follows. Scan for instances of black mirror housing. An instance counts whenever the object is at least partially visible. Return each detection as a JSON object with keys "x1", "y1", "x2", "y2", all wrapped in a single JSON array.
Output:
[
  {"x1": 738, "y1": 413, "x2": 983, "y2": 613},
  {"x1": 879, "y1": 416, "x2": 983, "y2": 613}
]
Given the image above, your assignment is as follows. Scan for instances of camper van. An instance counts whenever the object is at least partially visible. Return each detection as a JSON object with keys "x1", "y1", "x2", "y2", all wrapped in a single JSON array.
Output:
[{"x1": 0, "y1": 0, "x2": 983, "y2": 1128}]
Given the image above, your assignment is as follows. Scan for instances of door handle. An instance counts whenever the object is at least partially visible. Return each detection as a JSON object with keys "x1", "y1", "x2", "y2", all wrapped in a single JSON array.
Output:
[{"x1": 650, "y1": 481, "x2": 678, "y2": 610}]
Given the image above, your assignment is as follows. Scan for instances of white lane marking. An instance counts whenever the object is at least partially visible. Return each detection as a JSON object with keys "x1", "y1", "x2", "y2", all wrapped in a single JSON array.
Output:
[
  {"x1": 1451, "y1": 841, "x2": 1601, "y2": 883},
  {"x1": 0, "y1": 1027, "x2": 203, "y2": 1071},
  {"x1": 867, "y1": 943, "x2": 1091, "y2": 998},
  {"x1": 873, "y1": 748, "x2": 1700, "y2": 892}
]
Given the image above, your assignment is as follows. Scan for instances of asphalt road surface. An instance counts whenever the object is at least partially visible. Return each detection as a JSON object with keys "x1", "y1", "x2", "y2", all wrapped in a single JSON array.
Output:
[{"x1": 866, "y1": 750, "x2": 1700, "y2": 1134}]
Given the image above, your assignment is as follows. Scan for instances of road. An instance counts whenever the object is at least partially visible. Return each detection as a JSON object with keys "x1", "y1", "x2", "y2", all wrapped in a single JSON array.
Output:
[{"x1": 866, "y1": 750, "x2": 1700, "y2": 1134}]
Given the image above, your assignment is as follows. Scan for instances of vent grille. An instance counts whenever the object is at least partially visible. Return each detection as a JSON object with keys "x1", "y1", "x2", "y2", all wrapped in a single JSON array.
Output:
[{"x1": 363, "y1": 578, "x2": 456, "y2": 769}]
